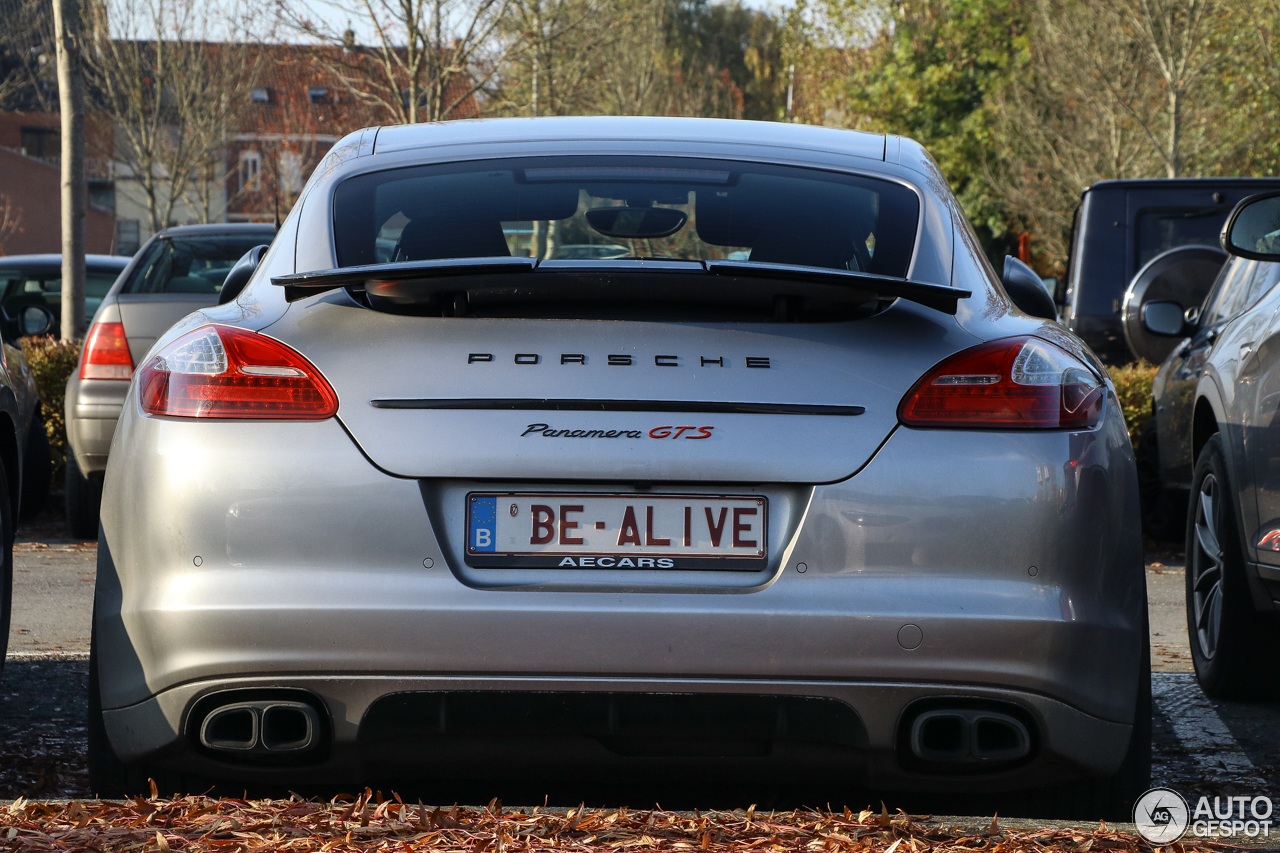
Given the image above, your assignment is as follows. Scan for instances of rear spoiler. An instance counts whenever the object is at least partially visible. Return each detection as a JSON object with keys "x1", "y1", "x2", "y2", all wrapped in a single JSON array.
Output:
[{"x1": 272, "y1": 257, "x2": 971, "y2": 315}]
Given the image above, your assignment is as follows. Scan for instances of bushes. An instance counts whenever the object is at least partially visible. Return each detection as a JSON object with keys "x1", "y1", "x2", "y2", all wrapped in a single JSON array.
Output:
[
  {"x1": 1107, "y1": 360, "x2": 1158, "y2": 448},
  {"x1": 20, "y1": 336, "x2": 82, "y2": 481}
]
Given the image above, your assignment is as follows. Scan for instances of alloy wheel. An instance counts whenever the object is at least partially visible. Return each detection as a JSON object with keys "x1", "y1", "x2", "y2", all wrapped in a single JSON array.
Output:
[{"x1": 1191, "y1": 472, "x2": 1225, "y2": 659}]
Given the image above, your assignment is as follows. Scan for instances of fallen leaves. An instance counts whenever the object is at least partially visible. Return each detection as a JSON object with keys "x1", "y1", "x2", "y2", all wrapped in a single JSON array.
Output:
[{"x1": 0, "y1": 793, "x2": 1230, "y2": 853}]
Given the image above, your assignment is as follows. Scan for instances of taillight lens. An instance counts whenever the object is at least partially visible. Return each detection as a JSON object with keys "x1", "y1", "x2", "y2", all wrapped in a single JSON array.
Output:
[
  {"x1": 81, "y1": 322, "x2": 134, "y2": 380},
  {"x1": 899, "y1": 336, "x2": 1104, "y2": 429},
  {"x1": 138, "y1": 324, "x2": 338, "y2": 419}
]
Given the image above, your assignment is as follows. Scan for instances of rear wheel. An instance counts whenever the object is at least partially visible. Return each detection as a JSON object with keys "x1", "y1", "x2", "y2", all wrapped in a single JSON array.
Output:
[
  {"x1": 65, "y1": 451, "x2": 103, "y2": 540},
  {"x1": 1185, "y1": 434, "x2": 1280, "y2": 698}
]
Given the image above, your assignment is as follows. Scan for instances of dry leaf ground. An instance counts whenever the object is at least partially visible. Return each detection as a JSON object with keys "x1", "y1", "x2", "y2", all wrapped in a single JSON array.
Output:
[{"x1": 0, "y1": 795, "x2": 1245, "y2": 853}]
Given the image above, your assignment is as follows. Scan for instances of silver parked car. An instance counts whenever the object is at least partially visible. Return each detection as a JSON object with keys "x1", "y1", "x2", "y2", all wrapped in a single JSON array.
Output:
[
  {"x1": 65, "y1": 224, "x2": 276, "y2": 537},
  {"x1": 90, "y1": 117, "x2": 1148, "y2": 816}
]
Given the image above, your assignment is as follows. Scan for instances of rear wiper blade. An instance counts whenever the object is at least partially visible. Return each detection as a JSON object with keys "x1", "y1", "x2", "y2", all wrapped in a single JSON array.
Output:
[
  {"x1": 272, "y1": 256, "x2": 536, "y2": 301},
  {"x1": 703, "y1": 260, "x2": 970, "y2": 315}
]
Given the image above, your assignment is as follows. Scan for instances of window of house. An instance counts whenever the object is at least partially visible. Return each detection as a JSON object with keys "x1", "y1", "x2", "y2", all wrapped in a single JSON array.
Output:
[
  {"x1": 19, "y1": 127, "x2": 59, "y2": 161},
  {"x1": 250, "y1": 87, "x2": 271, "y2": 104},
  {"x1": 116, "y1": 220, "x2": 141, "y2": 256},
  {"x1": 238, "y1": 150, "x2": 262, "y2": 192},
  {"x1": 307, "y1": 87, "x2": 329, "y2": 104}
]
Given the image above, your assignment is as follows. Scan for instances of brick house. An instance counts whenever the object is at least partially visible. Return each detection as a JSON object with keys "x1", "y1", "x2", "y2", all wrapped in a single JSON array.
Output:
[
  {"x1": 222, "y1": 45, "x2": 481, "y2": 226},
  {"x1": 0, "y1": 42, "x2": 482, "y2": 256},
  {"x1": 0, "y1": 111, "x2": 119, "y2": 255}
]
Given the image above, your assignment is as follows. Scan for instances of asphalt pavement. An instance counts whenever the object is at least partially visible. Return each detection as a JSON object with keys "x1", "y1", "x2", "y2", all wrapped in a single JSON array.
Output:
[{"x1": 3, "y1": 535, "x2": 1277, "y2": 811}]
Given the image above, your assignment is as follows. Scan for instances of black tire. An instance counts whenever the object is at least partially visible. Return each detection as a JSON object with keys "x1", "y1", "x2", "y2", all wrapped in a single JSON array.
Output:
[
  {"x1": 89, "y1": 629, "x2": 204, "y2": 797},
  {"x1": 1185, "y1": 433, "x2": 1280, "y2": 698},
  {"x1": 1016, "y1": 592, "x2": 1151, "y2": 821},
  {"x1": 1136, "y1": 417, "x2": 1185, "y2": 542},
  {"x1": 87, "y1": 614, "x2": 136, "y2": 797},
  {"x1": 89, "y1": 530, "x2": 198, "y2": 798},
  {"x1": 65, "y1": 450, "x2": 103, "y2": 541},
  {"x1": 0, "y1": 454, "x2": 13, "y2": 673},
  {"x1": 20, "y1": 410, "x2": 51, "y2": 519},
  {"x1": 1066, "y1": 617, "x2": 1151, "y2": 820}
]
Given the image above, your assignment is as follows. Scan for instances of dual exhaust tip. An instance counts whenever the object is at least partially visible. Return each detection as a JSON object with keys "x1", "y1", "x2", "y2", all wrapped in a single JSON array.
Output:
[
  {"x1": 199, "y1": 701, "x2": 321, "y2": 754},
  {"x1": 907, "y1": 707, "x2": 1032, "y2": 766}
]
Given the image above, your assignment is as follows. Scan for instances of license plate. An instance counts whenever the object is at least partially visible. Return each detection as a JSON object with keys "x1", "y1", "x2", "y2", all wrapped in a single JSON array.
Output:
[{"x1": 465, "y1": 493, "x2": 768, "y2": 570}]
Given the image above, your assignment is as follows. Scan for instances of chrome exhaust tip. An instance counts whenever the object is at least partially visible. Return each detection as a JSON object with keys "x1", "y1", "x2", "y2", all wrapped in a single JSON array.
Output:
[
  {"x1": 907, "y1": 707, "x2": 1032, "y2": 765},
  {"x1": 197, "y1": 700, "x2": 320, "y2": 754}
]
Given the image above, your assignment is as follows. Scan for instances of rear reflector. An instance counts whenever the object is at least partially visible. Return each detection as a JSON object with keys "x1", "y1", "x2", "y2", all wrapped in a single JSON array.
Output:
[
  {"x1": 80, "y1": 322, "x2": 134, "y2": 380},
  {"x1": 899, "y1": 336, "x2": 1104, "y2": 429},
  {"x1": 139, "y1": 325, "x2": 338, "y2": 419}
]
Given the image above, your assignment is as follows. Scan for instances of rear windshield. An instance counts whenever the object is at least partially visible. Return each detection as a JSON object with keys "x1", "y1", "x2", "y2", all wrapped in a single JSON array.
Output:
[
  {"x1": 0, "y1": 267, "x2": 122, "y2": 324},
  {"x1": 332, "y1": 156, "x2": 920, "y2": 278},
  {"x1": 123, "y1": 234, "x2": 272, "y2": 294}
]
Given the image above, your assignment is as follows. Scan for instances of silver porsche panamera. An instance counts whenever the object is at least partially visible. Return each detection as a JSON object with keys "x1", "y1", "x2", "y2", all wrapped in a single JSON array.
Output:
[{"x1": 90, "y1": 117, "x2": 1148, "y2": 815}]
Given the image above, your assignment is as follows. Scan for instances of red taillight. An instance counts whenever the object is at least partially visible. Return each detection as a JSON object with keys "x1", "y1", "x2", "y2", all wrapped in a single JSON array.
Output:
[
  {"x1": 899, "y1": 336, "x2": 1104, "y2": 429},
  {"x1": 81, "y1": 322, "x2": 134, "y2": 380},
  {"x1": 138, "y1": 324, "x2": 338, "y2": 419}
]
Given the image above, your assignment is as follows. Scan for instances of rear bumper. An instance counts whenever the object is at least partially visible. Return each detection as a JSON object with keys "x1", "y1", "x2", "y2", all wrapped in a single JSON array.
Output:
[
  {"x1": 103, "y1": 674, "x2": 1131, "y2": 793},
  {"x1": 97, "y1": 391, "x2": 1145, "y2": 787},
  {"x1": 65, "y1": 373, "x2": 129, "y2": 474}
]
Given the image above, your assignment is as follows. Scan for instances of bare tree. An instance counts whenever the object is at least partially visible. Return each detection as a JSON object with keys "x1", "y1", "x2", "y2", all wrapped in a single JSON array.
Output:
[
  {"x1": 51, "y1": 0, "x2": 87, "y2": 340},
  {"x1": 180, "y1": 40, "x2": 267, "y2": 223},
  {"x1": 0, "y1": 0, "x2": 57, "y2": 110},
  {"x1": 988, "y1": 0, "x2": 1263, "y2": 269},
  {"x1": 1115, "y1": 0, "x2": 1228, "y2": 177},
  {"x1": 0, "y1": 195, "x2": 24, "y2": 256},
  {"x1": 86, "y1": 0, "x2": 264, "y2": 233},
  {"x1": 989, "y1": 0, "x2": 1162, "y2": 267},
  {"x1": 493, "y1": 0, "x2": 628, "y2": 117},
  {"x1": 587, "y1": 0, "x2": 747, "y2": 119},
  {"x1": 593, "y1": 0, "x2": 670, "y2": 115},
  {"x1": 282, "y1": 0, "x2": 512, "y2": 124}
]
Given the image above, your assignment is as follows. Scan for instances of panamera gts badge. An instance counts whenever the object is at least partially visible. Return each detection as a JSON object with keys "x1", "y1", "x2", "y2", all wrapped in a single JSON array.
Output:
[{"x1": 522, "y1": 424, "x2": 714, "y2": 439}]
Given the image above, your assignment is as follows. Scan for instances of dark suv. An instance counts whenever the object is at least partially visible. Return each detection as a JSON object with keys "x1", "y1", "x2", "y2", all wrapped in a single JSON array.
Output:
[{"x1": 1063, "y1": 178, "x2": 1280, "y2": 363}]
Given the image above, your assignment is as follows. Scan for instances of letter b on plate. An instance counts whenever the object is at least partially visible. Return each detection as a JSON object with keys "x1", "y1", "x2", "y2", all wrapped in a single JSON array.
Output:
[{"x1": 470, "y1": 495, "x2": 497, "y2": 552}]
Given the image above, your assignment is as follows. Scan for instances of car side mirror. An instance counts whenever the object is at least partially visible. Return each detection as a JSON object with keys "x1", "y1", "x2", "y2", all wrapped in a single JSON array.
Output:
[
  {"x1": 218, "y1": 244, "x2": 270, "y2": 305},
  {"x1": 1223, "y1": 191, "x2": 1280, "y2": 260},
  {"x1": 0, "y1": 303, "x2": 55, "y2": 341},
  {"x1": 1001, "y1": 256, "x2": 1056, "y2": 320},
  {"x1": 1141, "y1": 300, "x2": 1186, "y2": 336}
]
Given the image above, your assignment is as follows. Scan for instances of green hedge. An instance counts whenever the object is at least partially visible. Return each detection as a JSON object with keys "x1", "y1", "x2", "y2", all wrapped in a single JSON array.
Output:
[
  {"x1": 1107, "y1": 360, "x2": 1158, "y2": 448},
  {"x1": 20, "y1": 336, "x2": 82, "y2": 482}
]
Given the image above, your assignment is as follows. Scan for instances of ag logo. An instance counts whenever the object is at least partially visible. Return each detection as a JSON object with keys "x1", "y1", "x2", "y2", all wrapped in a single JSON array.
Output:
[{"x1": 1134, "y1": 788, "x2": 1190, "y2": 843}]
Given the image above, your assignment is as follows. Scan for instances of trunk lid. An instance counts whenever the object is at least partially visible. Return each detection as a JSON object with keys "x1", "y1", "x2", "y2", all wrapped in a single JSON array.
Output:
[{"x1": 265, "y1": 302, "x2": 977, "y2": 483}]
